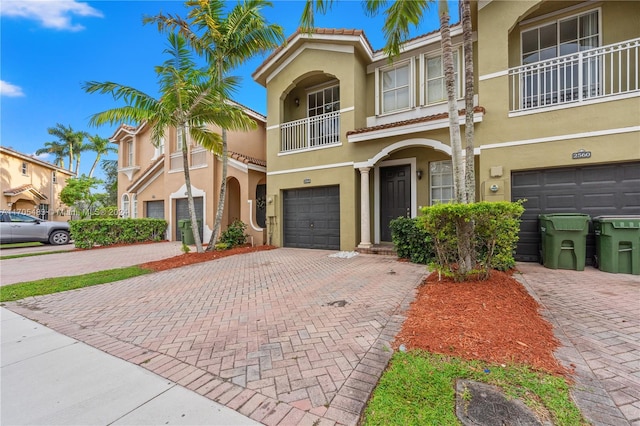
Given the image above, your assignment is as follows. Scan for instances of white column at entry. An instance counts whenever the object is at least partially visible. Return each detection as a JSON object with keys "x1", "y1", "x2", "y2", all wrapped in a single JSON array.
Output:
[{"x1": 358, "y1": 167, "x2": 373, "y2": 248}]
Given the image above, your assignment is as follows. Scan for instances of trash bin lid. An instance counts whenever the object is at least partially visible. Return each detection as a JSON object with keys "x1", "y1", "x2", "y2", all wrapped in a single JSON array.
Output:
[
  {"x1": 593, "y1": 215, "x2": 640, "y2": 228},
  {"x1": 538, "y1": 213, "x2": 590, "y2": 231}
]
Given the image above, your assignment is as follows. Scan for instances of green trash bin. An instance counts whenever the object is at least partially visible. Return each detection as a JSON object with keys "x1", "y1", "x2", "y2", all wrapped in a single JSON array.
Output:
[
  {"x1": 593, "y1": 216, "x2": 640, "y2": 275},
  {"x1": 178, "y1": 219, "x2": 201, "y2": 245},
  {"x1": 539, "y1": 213, "x2": 590, "y2": 271}
]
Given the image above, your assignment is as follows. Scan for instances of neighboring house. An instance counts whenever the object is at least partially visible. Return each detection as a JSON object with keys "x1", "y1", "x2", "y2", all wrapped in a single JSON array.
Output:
[
  {"x1": 111, "y1": 104, "x2": 267, "y2": 245},
  {"x1": 0, "y1": 146, "x2": 74, "y2": 221},
  {"x1": 253, "y1": 0, "x2": 640, "y2": 262}
]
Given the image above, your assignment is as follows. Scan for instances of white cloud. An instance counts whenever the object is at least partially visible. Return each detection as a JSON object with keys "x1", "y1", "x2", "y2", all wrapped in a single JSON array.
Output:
[
  {"x1": 0, "y1": 1, "x2": 103, "y2": 31},
  {"x1": 0, "y1": 80, "x2": 25, "y2": 97},
  {"x1": 33, "y1": 152, "x2": 52, "y2": 162}
]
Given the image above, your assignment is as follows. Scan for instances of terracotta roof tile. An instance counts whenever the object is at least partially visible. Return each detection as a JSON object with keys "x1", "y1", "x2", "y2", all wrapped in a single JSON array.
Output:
[
  {"x1": 3, "y1": 184, "x2": 47, "y2": 199},
  {"x1": 229, "y1": 151, "x2": 267, "y2": 168},
  {"x1": 347, "y1": 106, "x2": 486, "y2": 136}
]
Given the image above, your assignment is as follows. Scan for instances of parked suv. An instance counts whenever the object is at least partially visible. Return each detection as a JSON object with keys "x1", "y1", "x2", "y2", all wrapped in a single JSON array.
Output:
[{"x1": 0, "y1": 211, "x2": 71, "y2": 245}]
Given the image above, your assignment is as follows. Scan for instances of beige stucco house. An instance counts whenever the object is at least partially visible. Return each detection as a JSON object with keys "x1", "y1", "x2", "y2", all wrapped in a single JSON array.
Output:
[
  {"x1": 253, "y1": 0, "x2": 640, "y2": 262},
  {"x1": 1, "y1": 146, "x2": 75, "y2": 221},
  {"x1": 111, "y1": 104, "x2": 267, "y2": 245}
]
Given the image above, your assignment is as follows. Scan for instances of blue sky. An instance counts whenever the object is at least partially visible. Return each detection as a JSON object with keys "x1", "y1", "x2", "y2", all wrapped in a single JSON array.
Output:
[{"x1": 1, "y1": 0, "x2": 457, "y2": 181}]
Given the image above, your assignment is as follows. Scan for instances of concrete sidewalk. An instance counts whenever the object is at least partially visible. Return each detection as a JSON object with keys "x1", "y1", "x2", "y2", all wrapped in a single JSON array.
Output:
[{"x1": 0, "y1": 307, "x2": 258, "y2": 426}]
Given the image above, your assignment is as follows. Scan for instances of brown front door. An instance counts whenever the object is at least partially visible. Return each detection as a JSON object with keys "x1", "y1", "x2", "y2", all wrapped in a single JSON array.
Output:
[{"x1": 380, "y1": 165, "x2": 411, "y2": 242}]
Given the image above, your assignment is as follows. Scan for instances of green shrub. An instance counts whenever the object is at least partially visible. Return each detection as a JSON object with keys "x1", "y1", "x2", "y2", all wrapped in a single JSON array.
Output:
[
  {"x1": 218, "y1": 220, "x2": 248, "y2": 249},
  {"x1": 421, "y1": 201, "x2": 524, "y2": 280},
  {"x1": 70, "y1": 218, "x2": 167, "y2": 249},
  {"x1": 389, "y1": 216, "x2": 434, "y2": 264}
]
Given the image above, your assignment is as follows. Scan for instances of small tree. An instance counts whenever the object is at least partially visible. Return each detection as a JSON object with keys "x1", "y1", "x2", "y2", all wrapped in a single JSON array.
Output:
[{"x1": 59, "y1": 176, "x2": 103, "y2": 219}]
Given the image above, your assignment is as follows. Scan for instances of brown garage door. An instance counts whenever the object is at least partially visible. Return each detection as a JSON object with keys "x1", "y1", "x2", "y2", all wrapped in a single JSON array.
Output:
[
  {"x1": 283, "y1": 186, "x2": 340, "y2": 250},
  {"x1": 175, "y1": 197, "x2": 203, "y2": 241},
  {"x1": 512, "y1": 162, "x2": 640, "y2": 263}
]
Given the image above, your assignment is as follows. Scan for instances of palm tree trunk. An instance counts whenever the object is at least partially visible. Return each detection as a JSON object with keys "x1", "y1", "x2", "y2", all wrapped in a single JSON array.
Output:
[
  {"x1": 181, "y1": 126, "x2": 204, "y2": 253},
  {"x1": 439, "y1": 1, "x2": 463, "y2": 203},
  {"x1": 207, "y1": 128, "x2": 228, "y2": 251},
  {"x1": 440, "y1": 0, "x2": 472, "y2": 277},
  {"x1": 462, "y1": 0, "x2": 476, "y2": 203},
  {"x1": 88, "y1": 156, "x2": 99, "y2": 178}
]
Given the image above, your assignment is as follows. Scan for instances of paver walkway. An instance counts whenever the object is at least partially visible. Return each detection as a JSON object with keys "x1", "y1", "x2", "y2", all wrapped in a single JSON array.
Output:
[
  {"x1": 516, "y1": 263, "x2": 640, "y2": 426},
  {"x1": 4, "y1": 248, "x2": 427, "y2": 425},
  {"x1": 0, "y1": 241, "x2": 184, "y2": 286}
]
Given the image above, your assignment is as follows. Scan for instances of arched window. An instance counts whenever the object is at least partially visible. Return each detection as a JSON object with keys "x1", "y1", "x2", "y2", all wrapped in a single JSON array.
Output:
[{"x1": 121, "y1": 194, "x2": 130, "y2": 218}]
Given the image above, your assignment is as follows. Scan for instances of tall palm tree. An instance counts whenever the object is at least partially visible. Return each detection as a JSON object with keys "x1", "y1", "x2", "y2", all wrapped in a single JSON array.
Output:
[
  {"x1": 85, "y1": 135, "x2": 117, "y2": 177},
  {"x1": 36, "y1": 140, "x2": 67, "y2": 168},
  {"x1": 146, "y1": 0, "x2": 285, "y2": 251},
  {"x1": 45, "y1": 123, "x2": 87, "y2": 173},
  {"x1": 83, "y1": 32, "x2": 254, "y2": 253}
]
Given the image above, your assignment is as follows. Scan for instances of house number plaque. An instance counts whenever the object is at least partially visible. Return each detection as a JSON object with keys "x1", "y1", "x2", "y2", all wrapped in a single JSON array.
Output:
[{"x1": 572, "y1": 149, "x2": 591, "y2": 160}]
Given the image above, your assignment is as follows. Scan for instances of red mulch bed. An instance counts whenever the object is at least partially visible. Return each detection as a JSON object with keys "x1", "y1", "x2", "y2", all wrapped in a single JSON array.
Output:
[
  {"x1": 395, "y1": 270, "x2": 569, "y2": 376},
  {"x1": 139, "y1": 244, "x2": 276, "y2": 272}
]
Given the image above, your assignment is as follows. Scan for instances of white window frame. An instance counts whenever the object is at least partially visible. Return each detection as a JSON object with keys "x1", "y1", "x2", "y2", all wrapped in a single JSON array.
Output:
[
  {"x1": 132, "y1": 194, "x2": 138, "y2": 218},
  {"x1": 376, "y1": 59, "x2": 414, "y2": 116},
  {"x1": 52, "y1": 171, "x2": 57, "y2": 184},
  {"x1": 429, "y1": 160, "x2": 454, "y2": 205},
  {"x1": 420, "y1": 47, "x2": 462, "y2": 106},
  {"x1": 177, "y1": 128, "x2": 183, "y2": 151},
  {"x1": 21, "y1": 162, "x2": 28, "y2": 175},
  {"x1": 121, "y1": 194, "x2": 130, "y2": 218},
  {"x1": 126, "y1": 140, "x2": 134, "y2": 167},
  {"x1": 155, "y1": 136, "x2": 165, "y2": 158},
  {"x1": 520, "y1": 8, "x2": 601, "y2": 65}
]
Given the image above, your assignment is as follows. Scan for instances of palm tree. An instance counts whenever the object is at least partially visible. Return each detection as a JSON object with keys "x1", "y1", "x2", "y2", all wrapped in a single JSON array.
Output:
[
  {"x1": 83, "y1": 32, "x2": 254, "y2": 253},
  {"x1": 36, "y1": 140, "x2": 67, "y2": 168},
  {"x1": 45, "y1": 123, "x2": 87, "y2": 173},
  {"x1": 85, "y1": 135, "x2": 117, "y2": 178},
  {"x1": 145, "y1": 0, "x2": 285, "y2": 251}
]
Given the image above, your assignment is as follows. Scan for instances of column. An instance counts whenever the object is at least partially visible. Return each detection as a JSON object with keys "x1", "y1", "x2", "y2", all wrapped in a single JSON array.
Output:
[{"x1": 358, "y1": 167, "x2": 373, "y2": 248}]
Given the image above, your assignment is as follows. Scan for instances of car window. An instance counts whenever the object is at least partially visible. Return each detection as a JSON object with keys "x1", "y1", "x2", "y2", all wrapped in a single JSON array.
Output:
[{"x1": 9, "y1": 213, "x2": 37, "y2": 223}]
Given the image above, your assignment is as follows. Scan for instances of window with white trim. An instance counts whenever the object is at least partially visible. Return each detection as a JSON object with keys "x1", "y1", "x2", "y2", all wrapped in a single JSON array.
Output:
[
  {"x1": 430, "y1": 160, "x2": 454, "y2": 204},
  {"x1": 21, "y1": 162, "x2": 28, "y2": 175},
  {"x1": 126, "y1": 140, "x2": 134, "y2": 166},
  {"x1": 155, "y1": 136, "x2": 165, "y2": 157},
  {"x1": 176, "y1": 127, "x2": 184, "y2": 151},
  {"x1": 52, "y1": 171, "x2": 57, "y2": 184},
  {"x1": 121, "y1": 194, "x2": 130, "y2": 218},
  {"x1": 307, "y1": 84, "x2": 340, "y2": 147},
  {"x1": 132, "y1": 194, "x2": 138, "y2": 218},
  {"x1": 425, "y1": 49, "x2": 461, "y2": 104},
  {"x1": 520, "y1": 9, "x2": 600, "y2": 106},
  {"x1": 380, "y1": 61, "x2": 411, "y2": 114}
]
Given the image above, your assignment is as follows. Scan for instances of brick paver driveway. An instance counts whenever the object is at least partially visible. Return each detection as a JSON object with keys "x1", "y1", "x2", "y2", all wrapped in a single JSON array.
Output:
[{"x1": 5, "y1": 248, "x2": 427, "y2": 425}]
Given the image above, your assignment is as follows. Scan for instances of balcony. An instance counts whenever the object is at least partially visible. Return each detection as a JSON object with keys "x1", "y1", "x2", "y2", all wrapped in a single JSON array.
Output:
[
  {"x1": 509, "y1": 38, "x2": 639, "y2": 113},
  {"x1": 280, "y1": 111, "x2": 341, "y2": 153}
]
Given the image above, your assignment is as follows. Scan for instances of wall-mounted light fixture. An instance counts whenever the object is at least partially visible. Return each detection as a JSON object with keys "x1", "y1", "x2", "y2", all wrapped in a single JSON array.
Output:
[
  {"x1": 490, "y1": 184, "x2": 499, "y2": 193},
  {"x1": 416, "y1": 169, "x2": 423, "y2": 180},
  {"x1": 294, "y1": 97, "x2": 300, "y2": 107},
  {"x1": 7, "y1": 202, "x2": 13, "y2": 208}
]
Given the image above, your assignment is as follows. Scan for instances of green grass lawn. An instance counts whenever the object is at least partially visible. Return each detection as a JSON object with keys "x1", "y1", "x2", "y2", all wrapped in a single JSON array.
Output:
[
  {"x1": 0, "y1": 266, "x2": 152, "y2": 302},
  {"x1": 0, "y1": 242, "x2": 44, "y2": 249},
  {"x1": 362, "y1": 351, "x2": 585, "y2": 425}
]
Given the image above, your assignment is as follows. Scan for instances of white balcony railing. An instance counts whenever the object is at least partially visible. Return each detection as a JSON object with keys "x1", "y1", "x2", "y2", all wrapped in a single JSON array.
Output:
[
  {"x1": 280, "y1": 111, "x2": 341, "y2": 153},
  {"x1": 509, "y1": 38, "x2": 640, "y2": 112},
  {"x1": 190, "y1": 147, "x2": 207, "y2": 167}
]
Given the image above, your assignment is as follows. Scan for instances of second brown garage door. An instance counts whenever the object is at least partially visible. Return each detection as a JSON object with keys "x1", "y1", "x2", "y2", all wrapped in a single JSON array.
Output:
[{"x1": 512, "y1": 161, "x2": 640, "y2": 263}]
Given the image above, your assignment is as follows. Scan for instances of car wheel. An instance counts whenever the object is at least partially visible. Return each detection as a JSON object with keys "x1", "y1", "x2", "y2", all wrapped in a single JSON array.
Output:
[{"x1": 49, "y1": 230, "x2": 70, "y2": 245}]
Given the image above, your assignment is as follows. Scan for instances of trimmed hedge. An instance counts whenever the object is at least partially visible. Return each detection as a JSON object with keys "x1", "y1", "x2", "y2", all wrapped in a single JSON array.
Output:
[
  {"x1": 390, "y1": 216, "x2": 434, "y2": 264},
  {"x1": 70, "y1": 218, "x2": 167, "y2": 249},
  {"x1": 420, "y1": 201, "x2": 525, "y2": 280}
]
